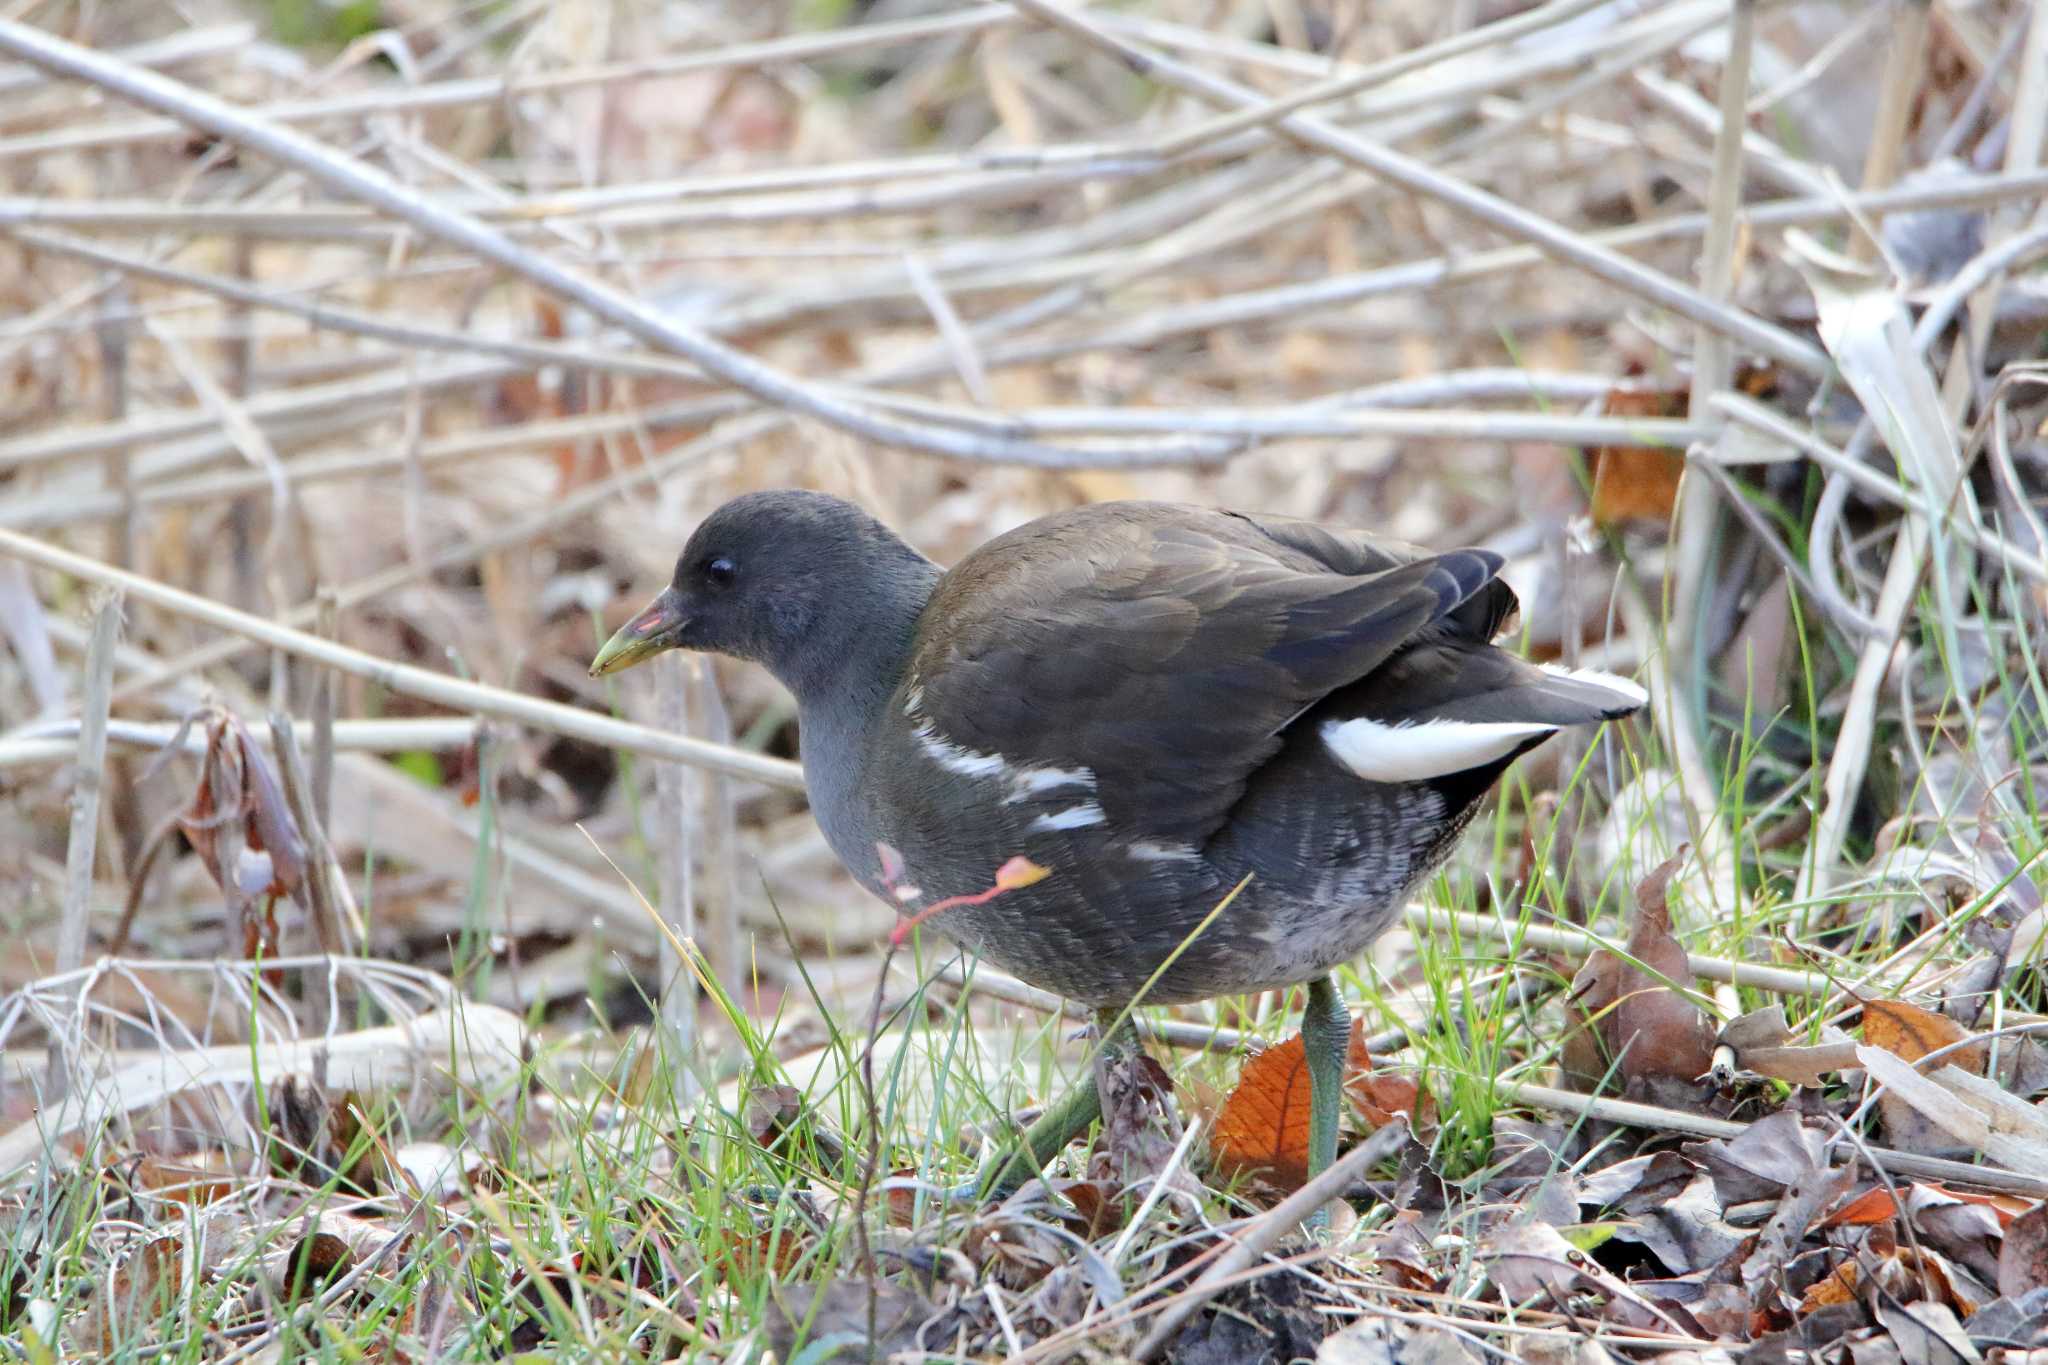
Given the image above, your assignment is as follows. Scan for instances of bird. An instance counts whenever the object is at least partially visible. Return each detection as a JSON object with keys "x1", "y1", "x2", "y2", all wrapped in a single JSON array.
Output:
[{"x1": 589, "y1": 489, "x2": 1645, "y2": 1200}]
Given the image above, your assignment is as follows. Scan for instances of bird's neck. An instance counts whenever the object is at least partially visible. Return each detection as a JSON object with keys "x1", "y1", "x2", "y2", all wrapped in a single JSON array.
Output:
[
  {"x1": 783, "y1": 548, "x2": 941, "y2": 745},
  {"x1": 785, "y1": 551, "x2": 941, "y2": 883}
]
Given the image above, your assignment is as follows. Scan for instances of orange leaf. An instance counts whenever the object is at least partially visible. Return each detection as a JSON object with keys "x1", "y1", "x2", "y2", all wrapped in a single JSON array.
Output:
[
  {"x1": 1210, "y1": 1010, "x2": 1432, "y2": 1190},
  {"x1": 1797, "y1": 1259, "x2": 1861, "y2": 1314},
  {"x1": 1344, "y1": 1017, "x2": 1433, "y2": 1132},
  {"x1": 1821, "y1": 1185, "x2": 1900, "y2": 1228},
  {"x1": 1946, "y1": 1187, "x2": 2038, "y2": 1228},
  {"x1": 1863, "y1": 999, "x2": 1986, "y2": 1073},
  {"x1": 1588, "y1": 387, "x2": 1687, "y2": 527},
  {"x1": 1209, "y1": 1033, "x2": 1313, "y2": 1190}
]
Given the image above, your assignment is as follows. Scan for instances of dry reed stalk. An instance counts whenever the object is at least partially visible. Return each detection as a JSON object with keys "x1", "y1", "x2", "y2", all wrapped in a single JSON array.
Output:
[
  {"x1": 57, "y1": 589, "x2": 122, "y2": 976},
  {"x1": 0, "y1": 526, "x2": 803, "y2": 790}
]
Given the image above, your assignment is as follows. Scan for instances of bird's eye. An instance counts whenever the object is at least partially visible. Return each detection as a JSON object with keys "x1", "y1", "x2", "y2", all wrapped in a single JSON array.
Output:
[{"x1": 703, "y1": 556, "x2": 736, "y2": 587}]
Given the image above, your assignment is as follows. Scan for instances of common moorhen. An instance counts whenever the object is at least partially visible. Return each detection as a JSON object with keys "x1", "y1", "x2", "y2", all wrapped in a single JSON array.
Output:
[{"x1": 590, "y1": 491, "x2": 1644, "y2": 1196}]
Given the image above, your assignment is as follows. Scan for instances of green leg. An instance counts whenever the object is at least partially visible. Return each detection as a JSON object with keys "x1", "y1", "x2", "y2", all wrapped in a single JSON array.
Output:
[
  {"x1": 1301, "y1": 975, "x2": 1351, "y2": 1228},
  {"x1": 974, "y1": 1008, "x2": 1133, "y2": 1200}
]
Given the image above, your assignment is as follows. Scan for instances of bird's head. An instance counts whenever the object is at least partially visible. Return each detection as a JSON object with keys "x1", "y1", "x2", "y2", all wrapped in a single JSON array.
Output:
[{"x1": 588, "y1": 489, "x2": 935, "y2": 697}]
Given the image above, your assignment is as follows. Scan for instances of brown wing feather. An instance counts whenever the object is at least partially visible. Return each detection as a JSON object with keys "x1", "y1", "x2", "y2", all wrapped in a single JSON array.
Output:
[{"x1": 905, "y1": 503, "x2": 1504, "y2": 845}]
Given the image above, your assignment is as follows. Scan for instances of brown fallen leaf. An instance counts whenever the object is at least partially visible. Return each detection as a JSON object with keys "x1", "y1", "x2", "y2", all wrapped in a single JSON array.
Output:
[
  {"x1": 1345, "y1": 1018, "x2": 1435, "y2": 1135},
  {"x1": 1209, "y1": 1033, "x2": 1313, "y2": 1190},
  {"x1": 1863, "y1": 999, "x2": 1988, "y2": 1155},
  {"x1": 1587, "y1": 386, "x2": 1687, "y2": 528},
  {"x1": 1047, "y1": 1175, "x2": 1126, "y2": 1240},
  {"x1": 1822, "y1": 1185, "x2": 1904, "y2": 1229},
  {"x1": 1715, "y1": 1005, "x2": 1858, "y2": 1087},
  {"x1": 1095, "y1": 1043, "x2": 1181, "y2": 1190},
  {"x1": 1998, "y1": 1200, "x2": 2048, "y2": 1298},
  {"x1": 281, "y1": 1232, "x2": 353, "y2": 1304},
  {"x1": 1864, "y1": 999, "x2": 1988, "y2": 1073},
  {"x1": 1478, "y1": 1218, "x2": 1665, "y2": 1330},
  {"x1": 84, "y1": 1234, "x2": 181, "y2": 1358},
  {"x1": 1209, "y1": 1014, "x2": 1429, "y2": 1190},
  {"x1": 1564, "y1": 853, "x2": 1717, "y2": 1107},
  {"x1": 1798, "y1": 1258, "x2": 1861, "y2": 1315}
]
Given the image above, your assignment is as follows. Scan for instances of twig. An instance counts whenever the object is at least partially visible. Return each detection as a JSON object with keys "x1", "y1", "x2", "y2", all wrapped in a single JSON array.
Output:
[
  {"x1": 1408, "y1": 904, "x2": 1829, "y2": 997},
  {"x1": 654, "y1": 669, "x2": 696, "y2": 1102},
  {"x1": 311, "y1": 589, "x2": 337, "y2": 833},
  {"x1": 1848, "y1": 0, "x2": 1931, "y2": 264},
  {"x1": 0, "y1": 716, "x2": 478, "y2": 768},
  {"x1": 266, "y1": 712, "x2": 363, "y2": 960},
  {"x1": 57, "y1": 590, "x2": 123, "y2": 977},
  {"x1": 0, "y1": 18, "x2": 1165, "y2": 469},
  {"x1": 1152, "y1": 0, "x2": 1617, "y2": 156},
  {"x1": 1613, "y1": 569, "x2": 1733, "y2": 912},
  {"x1": 1504, "y1": 1080, "x2": 2048, "y2": 1199},
  {"x1": 0, "y1": 21, "x2": 251, "y2": 99},
  {"x1": 1663, "y1": 0, "x2": 1756, "y2": 949},
  {"x1": 0, "y1": 1003, "x2": 526, "y2": 1177},
  {"x1": 0, "y1": 350, "x2": 516, "y2": 473},
  {"x1": 0, "y1": 528, "x2": 805, "y2": 791},
  {"x1": 1712, "y1": 391, "x2": 2048, "y2": 586},
  {"x1": 0, "y1": 8, "x2": 1017, "y2": 162},
  {"x1": 1006, "y1": 0, "x2": 1831, "y2": 378},
  {"x1": 1131, "y1": 1121, "x2": 1410, "y2": 1361},
  {"x1": 92, "y1": 282, "x2": 135, "y2": 570}
]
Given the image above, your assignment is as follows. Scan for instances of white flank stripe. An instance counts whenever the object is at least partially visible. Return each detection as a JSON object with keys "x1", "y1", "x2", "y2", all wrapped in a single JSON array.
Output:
[
  {"x1": 915, "y1": 724, "x2": 1007, "y2": 779},
  {"x1": 1127, "y1": 840, "x2": 1200, "y2": 863},
  {"x1": 1321, "y1": 716, "x2": 1557, "y2": 783},
  {"x1": 1537, "y1": 662, "x2": 1649, "y2": 709},
  {"x1": 1030, "y1": 803, "x2": 1105, "y2": 832},
  {"x1": 1008, "y1": 765, "x2": 1095, "y2": 800}
]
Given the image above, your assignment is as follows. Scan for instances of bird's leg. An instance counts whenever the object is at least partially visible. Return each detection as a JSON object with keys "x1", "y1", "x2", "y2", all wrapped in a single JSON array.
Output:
[
  {"x1": 1301, "y1": 974, "x2": 1352, "y2": 1226},
  {"x1": 974, "y1": 1007, "x2": 1133, "y2": 1200}
]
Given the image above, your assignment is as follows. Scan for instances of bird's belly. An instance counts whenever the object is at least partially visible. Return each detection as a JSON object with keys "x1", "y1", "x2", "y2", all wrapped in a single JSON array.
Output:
[{"x1": 1191, "y1": 889, "x2": 1410, "y2": 997}]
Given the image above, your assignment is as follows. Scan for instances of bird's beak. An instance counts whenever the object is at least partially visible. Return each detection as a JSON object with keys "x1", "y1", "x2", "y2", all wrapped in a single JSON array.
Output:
[{"x1": 589, "y1": 587, "x2": 688, "y2": 677}]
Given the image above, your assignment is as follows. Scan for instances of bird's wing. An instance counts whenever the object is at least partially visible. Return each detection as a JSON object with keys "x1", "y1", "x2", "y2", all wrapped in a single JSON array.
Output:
[{"x1": 903, "y1": 504, "x2": 1504, "y2": 846}]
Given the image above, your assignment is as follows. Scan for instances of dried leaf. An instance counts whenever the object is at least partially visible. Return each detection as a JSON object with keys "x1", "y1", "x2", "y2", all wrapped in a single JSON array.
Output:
[
  {"x1": 1864, "y1": 1000, "x2": 1988, "y2": 1156},
  {"x1": 1875, "y1": 1299, "x2": 1982, "y2": 1365},
  {"x1": 1823, "y1": 1186, "x2": 1904, "y2": 1229},
  {"x1": 1799, "y1": 1259, "x2": 1861, "y2": 1314},
  {"x1": 281, "y1": 1232, "x2": 352, "y2": 1304},
  {"x1": 1207, "y1": 1014, "x2": 1419, "y2": 1191},
  {"x1": 1717, "y1": 1005, "x2": 1858, "y2": 1087},
  {"x1": 128, "y1": 1153, "x2": 236, "y2": 1207},
  {"x1": 171, "y1": 708, "x2": 314, "y2": 959},
  {"x1": 1685, "y1": 1110, "x2": 1825, "y2": 1204},
  {"x1": 0, "y1": 561, "x2": 62, "y2": 716},
  {"x1": 1864, "y1": 1000, "x2": 1987, "y2": 1073},
  {"x1": 702, "y1": 1218, "x2": 807, "y2": 1283},
  {"x1": 1564, "y1": 853, "x2": 1716, "y2": 1106},
  {"x1": 87, "y1": 1234, "x2": 181, "y2": 1357},
  {"x1": 1858, "y1": 1047, "x2": 2048, "y2": 1176},
  {"x1": 1047, "y1": 1175, "x2": 1125, "y2": 1240},
  {"x1": 1999, "y1": 1201, "x2": 2048, "y2": 1298},
  {"x1": 1588, "y1": 387, "x2": 1686, "y2": 527},
  {"x1": 1209, "y1": 1033, "x2": 1313, "y2": 1190},
  {"x1": 1096, "y1": 1044, "x2": 1180, "y2": 1189},
  {"x1": 1345, "y1": 1018, "x2": 1434, "y2": 1134},
  {"x1": 1479, "y1": 1218, "x2": 1664, "y2": 1330},
  {"x1": 743, "y1": 1083, "x2": 803, "y2": 1147},
  {"x1": 1623, "y1": 1171, "x2": 1744, "y2": 1276}
]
